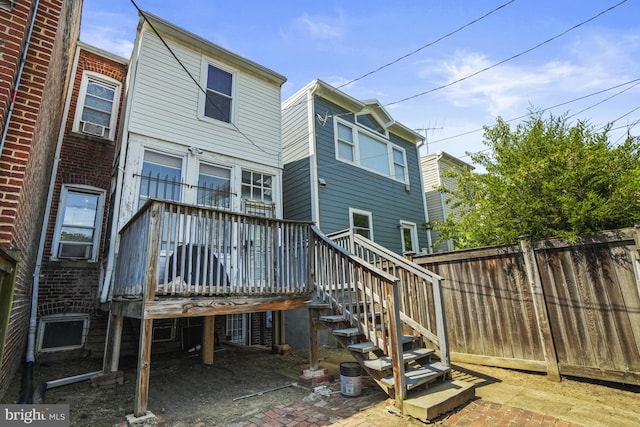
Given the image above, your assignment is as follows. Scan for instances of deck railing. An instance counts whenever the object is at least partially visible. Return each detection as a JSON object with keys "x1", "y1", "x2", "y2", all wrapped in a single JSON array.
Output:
[
  {"x1": 311, "y1": 226, "x2": 406, "y2": 395},
  {"x1": 113, "y1": 200, "x2": 314, "y2": 299},
  {"x1": 329, "y1": 229, "x2": 449, "y2": 366}
]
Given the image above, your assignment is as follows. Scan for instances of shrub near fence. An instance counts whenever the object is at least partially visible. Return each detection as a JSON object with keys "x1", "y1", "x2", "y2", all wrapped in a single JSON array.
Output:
[{"x1": 413, "y1": 227, "x2": 640, "y2": 385}]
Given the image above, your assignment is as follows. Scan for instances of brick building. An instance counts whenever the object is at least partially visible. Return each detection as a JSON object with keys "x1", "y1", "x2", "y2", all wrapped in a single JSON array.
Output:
[
  {"x1": 36, "y1": 42, "x2": 127, "y2": 361},
  {"x1": 0, "y1": 0, "x2": 82, "y2": 399}
]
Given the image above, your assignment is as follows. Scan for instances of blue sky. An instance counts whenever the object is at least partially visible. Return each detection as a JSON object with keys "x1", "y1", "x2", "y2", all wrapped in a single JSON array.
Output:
[{"x1": 80, "y1": 1, "x2": 640, "y2": 167}]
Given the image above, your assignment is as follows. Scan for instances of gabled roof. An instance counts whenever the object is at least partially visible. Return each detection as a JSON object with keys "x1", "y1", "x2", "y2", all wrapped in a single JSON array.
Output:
[
  {"x1": 137, "y1": 11, "x2": 287, "y2": 86},
  {"x1": 422, "y1": 151, "x2": 474, "y2": 170},
  {"x1": 292, "y1": 79, "x2": 424, "y2": 144}
]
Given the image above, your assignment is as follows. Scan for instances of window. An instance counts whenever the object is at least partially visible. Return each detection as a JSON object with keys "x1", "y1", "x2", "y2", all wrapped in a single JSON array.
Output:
[
  {"x1": 37, "y1": 314, "x2": 89, "y2": 353},
  {"x1": 400, "y1": 221, "x2": 418, "y2": 254},
  {"x1": 53, "y1": 186, "x2": 105, "y2": 260},
  {"x1": 350, "y1": 208, "x2": 373, "y2": 239},
  {"x1": 197, "y1": 163, "x2": 231, "y2": 208},
  {"x1": 334, "y1": 119, "x2": 408, "y2": 183},
  {"x1": 392, "y1": 147, "x2": 407, "y2": 181},
  {"x1": 241, "y1": 170, "x2": 273, "y2": 203},
  {"x1": 139, "y1": 151, "x2": 183, "y2": 208},
  {"x1": 74, "y1": 72, "x2": 120, "y2": 140},
  {"x1": 337, "y1": 122, "x2": 355, "y2": 161},
  {"x1": 356, "y1": 113, "x2": 385, "y2": 134},
  {"x1": 226, "y1": 314, "x2": 248, "y2": 344},
  {"x1": 204, "y1": 64, "x2": 233, "y2": 123}
]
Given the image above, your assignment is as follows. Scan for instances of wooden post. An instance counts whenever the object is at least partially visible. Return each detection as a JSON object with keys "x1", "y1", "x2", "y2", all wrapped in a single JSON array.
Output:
[
  {"x1": 202, "y1": 315, "x2": 215, "y2": 365},
  {"x1": 386, "y1": 279, "x2": 406, "y2": 409},
  {"x1": 432, "y1": 277, "x2": 450, "y2": 368},
  {"x1": 308, "y1": 307, "x2": 320, "y2": 371},
  {"x1": 520, "y1": 238, "x2": 561, "y2": 381},
  {"x1": 102, "y1": 313, "x2": 123, "y2": 373},
  {"x1": 134, "y1": 318, "x2": 153, "y2": 416}
]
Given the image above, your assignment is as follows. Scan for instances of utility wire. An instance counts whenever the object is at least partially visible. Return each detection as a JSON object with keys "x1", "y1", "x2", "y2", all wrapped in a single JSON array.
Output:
[
  {"x1": 130, "y1": 0, "x2": 276, "y2": 156},
  {"x1": 336, "y1": 0, "x2": 516, "y2": 89},
  {"x1": 384, "y1": 0, "x2": 629, "y2": 107},
  {"x1": 428, "y1": 77, "x2": 640, "y2": 145}
]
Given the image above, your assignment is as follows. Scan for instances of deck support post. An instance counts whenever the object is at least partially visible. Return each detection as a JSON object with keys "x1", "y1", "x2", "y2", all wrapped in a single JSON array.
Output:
[
  {"x1": 271, "y1": 310, "x2": 291, "y2": 354},
  {"x1": 102, "y1": 313, "x2": 123, "y2": 373},
  {"x1": 134, "y1": 318, "x2": 153, "y2": 417},
  {"x1": 202, "y1": 315, "x2": 215, "y2": 365},
  {"x1": 309, "y1": 307, "x2": 320, "y2": 371}
]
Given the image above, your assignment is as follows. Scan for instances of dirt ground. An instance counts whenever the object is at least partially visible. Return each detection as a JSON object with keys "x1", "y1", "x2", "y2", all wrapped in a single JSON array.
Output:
[{"x1": 3, "y1": 345, "x2": 639, "y2": 426}]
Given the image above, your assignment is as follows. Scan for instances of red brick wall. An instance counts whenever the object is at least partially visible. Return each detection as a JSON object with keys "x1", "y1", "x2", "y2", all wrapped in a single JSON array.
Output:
[
  {"x1": 37, "y1": 45, "x2": 126, "y2": 360},
  {"x1": 0, "y1": 0, "x2": 82, "y2": 400}
]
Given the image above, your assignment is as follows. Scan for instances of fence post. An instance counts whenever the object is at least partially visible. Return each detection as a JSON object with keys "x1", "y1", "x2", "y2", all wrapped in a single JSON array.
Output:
[
  {"x1": 520, "y1": 238, "x2": 560, "y2": 381},
  {"x1": 432, "y1": 277, "x2": 450, "y2": 368}
]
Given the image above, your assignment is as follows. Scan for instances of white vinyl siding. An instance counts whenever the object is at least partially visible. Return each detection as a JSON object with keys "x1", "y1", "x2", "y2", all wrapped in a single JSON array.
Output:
[{"x1": 127, "y1": 31, "x2": 282, "y2": 169}]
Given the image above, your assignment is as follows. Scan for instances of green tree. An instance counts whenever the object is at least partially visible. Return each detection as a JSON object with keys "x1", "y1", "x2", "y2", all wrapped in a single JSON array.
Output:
[{"x1": 435, "y1": 113, "x2": 640, "y2": 249}]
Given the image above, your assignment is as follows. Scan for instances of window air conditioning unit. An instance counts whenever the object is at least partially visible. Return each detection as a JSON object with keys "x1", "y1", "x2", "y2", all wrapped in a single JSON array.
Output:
[
  {"x1": 58, "y1": 242, "x2": 92, "y2": 259},
  {"x1": 81, "y1": 121, "x2": 106, "y2": 137}
]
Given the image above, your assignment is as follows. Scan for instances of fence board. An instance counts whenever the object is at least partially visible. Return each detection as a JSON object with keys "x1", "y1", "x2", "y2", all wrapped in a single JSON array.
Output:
[{"x1": 414, "y1": 226, "x2": 640, "y2": 385}]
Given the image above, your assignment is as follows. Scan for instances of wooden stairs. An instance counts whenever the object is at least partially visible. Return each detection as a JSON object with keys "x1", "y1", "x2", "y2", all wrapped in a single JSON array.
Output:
[{"x1": 308, "y1": 228, "x2": 475, "y2": 422}]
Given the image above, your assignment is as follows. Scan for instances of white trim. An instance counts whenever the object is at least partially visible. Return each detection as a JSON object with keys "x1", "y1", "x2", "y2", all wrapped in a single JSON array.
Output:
[
  {"x1": 197, "y1": 58, "x2": 237, "y2": 127},
  {"x1": 37, "y1": 313, "x2": 90, "y2": 353},
  {"x1": 349, "y1": 207, "x2": 373, "y2": 240},
  {"x1": 72, "y1": 71, "x2": 122, "y2": 141},
  {"x1": 308, "y1": 89, "x2": 321, "y2": 226},
  {"x1": 51, "y1": 185, "x2": 106, "y2": 261},
  {"x1": 399, "y1": 220, "x2": 419, "y2": 254},
  {"x1": 334, "y1": 117, "x2": 408, "y2": 184}
]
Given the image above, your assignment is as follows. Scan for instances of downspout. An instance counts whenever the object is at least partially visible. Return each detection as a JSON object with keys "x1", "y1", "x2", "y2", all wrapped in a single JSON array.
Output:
[
  {"x1": 416, "y1": 140, "x2": 433, "y2": 254},
  {"x1": 0, "y1": 0, "x2": 39, "y2": 160},
  {"x1": 18, "y1": 38, "x2": 81, "y2": 404}
]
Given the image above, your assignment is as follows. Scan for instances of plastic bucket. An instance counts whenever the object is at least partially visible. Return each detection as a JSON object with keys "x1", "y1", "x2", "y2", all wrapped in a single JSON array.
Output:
[{"x1": 339, "y1": 362, "x2": 362, "y2": 397}]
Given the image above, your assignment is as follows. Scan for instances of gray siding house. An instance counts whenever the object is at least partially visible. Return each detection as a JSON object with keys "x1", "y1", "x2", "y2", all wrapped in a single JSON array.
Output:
[
  {"x1": 282, "y1": 80, "x2": 431, "y2": 256},
  {"x1": 420, "y1": 151, "x2": 473, "y2": 252}
]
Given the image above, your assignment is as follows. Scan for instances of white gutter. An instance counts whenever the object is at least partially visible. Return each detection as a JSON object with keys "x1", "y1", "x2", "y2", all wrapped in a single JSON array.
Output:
[{"x1": 100, "y1": 30, "x2": 140, "y2": 303}]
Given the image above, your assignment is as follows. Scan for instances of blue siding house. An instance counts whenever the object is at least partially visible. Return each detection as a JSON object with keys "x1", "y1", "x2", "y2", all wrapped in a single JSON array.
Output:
[{"x1": 283, "y1": 80, "x2": 431, "y2": 256}]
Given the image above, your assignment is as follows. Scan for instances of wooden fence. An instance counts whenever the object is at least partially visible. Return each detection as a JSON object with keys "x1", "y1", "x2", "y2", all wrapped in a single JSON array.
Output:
[{"x1": 412, "y1": 226, "x2": 640, "y2": 386}]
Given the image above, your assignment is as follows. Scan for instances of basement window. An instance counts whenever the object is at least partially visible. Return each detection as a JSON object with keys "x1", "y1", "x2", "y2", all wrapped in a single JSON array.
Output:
[
  {"x1": 37, "y1": 313, "x2": 89, "y2": 353},
  {"x1": 0, "y1": 1, "x2": 14, "y2": 11}
]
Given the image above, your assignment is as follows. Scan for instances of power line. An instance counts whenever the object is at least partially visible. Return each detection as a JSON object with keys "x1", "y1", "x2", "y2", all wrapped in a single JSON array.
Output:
[
  {"x1": 428, "y1": 77, "x2": 640, "y2": 145},
  {"x1": 336, "y1": 0, "x2": 516, "y2": 89},
  {"x1": 383, "y1": 0, "x2": 629, "y2": 108}
]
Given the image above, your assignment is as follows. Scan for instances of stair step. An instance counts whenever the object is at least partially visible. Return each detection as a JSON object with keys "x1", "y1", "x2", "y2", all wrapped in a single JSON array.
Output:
[
  {"x1": 403, "y1": 380, "x2": 475, "y2": 422},
  {"x1": 332, "y1": 328, "x2": 361, "y2": 337},
  {"x1": 381, "y1": 362, "x2": 450, "y2": 390},
  {"x1": 347, "y1": 341, "x2": 377, "y2": 353},
  {"x1": 308, "y1": 302, "x2": 329, "y2": 309},
  {"x1": 363, "y1": 348, "x2": 434, "y2": 371},
  {"x1": 319, "y1": 315, "x2": 346, "y2": 323}
]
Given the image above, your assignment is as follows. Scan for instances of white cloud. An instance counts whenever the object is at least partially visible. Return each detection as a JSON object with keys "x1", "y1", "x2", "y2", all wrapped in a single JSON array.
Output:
[
  {"x1": 81, "y1": 12, "x2": 136, "y2": 58},
  {"x1": 281, "y1": 10, "x2": 346, "y2": 42}
]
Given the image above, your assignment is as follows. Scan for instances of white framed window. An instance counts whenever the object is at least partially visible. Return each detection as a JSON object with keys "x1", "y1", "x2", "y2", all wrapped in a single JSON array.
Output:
[
  {"x1": 138, "y1": 151, "x2": 183, "y2": 208},
  {"x1": 200, "y1": 62, "x2": 235, "y2": 123},
  {"x1": 37, "y1": 313, "x2": 89, "y2": 353},
  {"x1": 52, "y1": 185, "x2": 105, "y2": 260},
  {"x1": 197, "y1": 163, "x2": 231, "y2": 208},
  {"x1": 400, "y1": 221, "x2": 418, "y2": 254},
  {"x1": 226, "y1": 314, "x2": 248, "y2": 344},
  {"x1": 349, "y1": 208, "x2": 373, "y2": 240},
  {"x1": 241, "y1": 170, "x2": 273, "y2": 203},
  {"x1": 334, "y1": 118, "x2": 408, "y2": 183},
  {"x1": 73, "y1": 71, "x2": 121, "y2": 140}
]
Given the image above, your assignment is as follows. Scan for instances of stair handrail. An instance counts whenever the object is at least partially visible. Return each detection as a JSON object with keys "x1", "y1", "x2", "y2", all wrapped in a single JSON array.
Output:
[
  {"x1": 311, "y1": 226, "x2": 407, "y2": 398},
  {"x1": 327, "y1": 230, "x2": 450, "y2": 367}
]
